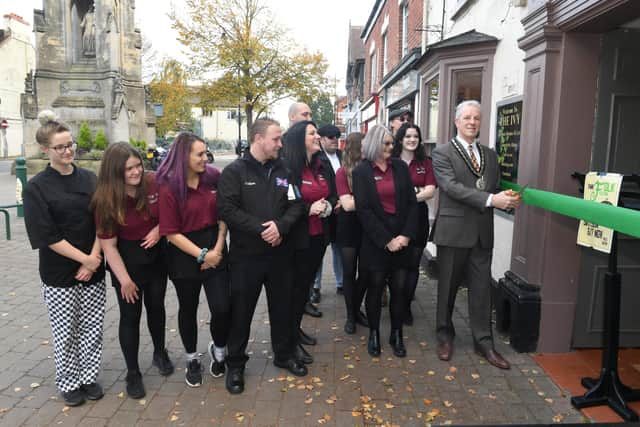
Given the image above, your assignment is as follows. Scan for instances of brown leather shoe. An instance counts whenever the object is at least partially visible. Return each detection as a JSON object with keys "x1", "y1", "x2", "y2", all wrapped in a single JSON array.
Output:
[
  {"x1": 436, "y1": 340, "x2": 453, "y2": 361},
  {"x1": 475, "y1": 347, "x2": 510, "y2": 370}
]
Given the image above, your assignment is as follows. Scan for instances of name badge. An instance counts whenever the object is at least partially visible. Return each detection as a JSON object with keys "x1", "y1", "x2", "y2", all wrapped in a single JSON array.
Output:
[
  {"x1": 287, "y1": 184, "x2": 301, "y2": 201},
  {"x1": 374, "y1": 176, "x2": 383, "y2": 181},
  {"x1": 244, "y1": 181, "x2": 256, "y2": 186},
  {"x1": 302, "y1": 180, "x2": 313, "y2": 185},
  {"x1": 276, "y1": 177, "x2": 288, "y2": 188},
  {"x1": 318, "y1": 175, "x2": 325, "y2": 181}
]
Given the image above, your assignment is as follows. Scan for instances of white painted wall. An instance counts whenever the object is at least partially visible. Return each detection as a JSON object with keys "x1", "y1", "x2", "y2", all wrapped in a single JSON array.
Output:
[
  {"x1": 0, "y1": 14, "x2": 35, "y2": 157},
  {"x1": 192, "y1": 107, "x2": 247, "y2": 143}
]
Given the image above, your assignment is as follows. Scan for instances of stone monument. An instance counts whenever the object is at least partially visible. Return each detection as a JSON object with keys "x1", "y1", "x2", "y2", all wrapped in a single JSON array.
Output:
[{"x1": 21, "y1": 0, "x2": 156, "y2": 156}]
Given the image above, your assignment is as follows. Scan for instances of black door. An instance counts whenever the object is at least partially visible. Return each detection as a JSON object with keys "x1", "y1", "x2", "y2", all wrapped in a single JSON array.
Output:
[{"x1": 573, "y1": 29, "x2": 640, "y2": 348}]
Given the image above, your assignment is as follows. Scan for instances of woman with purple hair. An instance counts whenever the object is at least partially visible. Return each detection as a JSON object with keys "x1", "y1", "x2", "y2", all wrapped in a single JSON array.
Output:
[{"x1": 156, "y1": 133, "x2": 230, "y2": 388}]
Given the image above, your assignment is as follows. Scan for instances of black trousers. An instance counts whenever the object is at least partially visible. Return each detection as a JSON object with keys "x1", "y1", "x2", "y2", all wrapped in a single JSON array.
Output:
[
  {"x1": 226, "y1": 255, "x2": 295, "y2": 369},
  {"x1": 112, "y1": 271, "x2": 168, "y2": 373},
  {"x1": 436, "y1": 243, "x2": 493, "y2": 346},
  {"x1": 172, "y1": 268, "x2": 230, "y2": 354},
  {"x1": 291, "y1": 235, "x2": 327, "y2": 341}
]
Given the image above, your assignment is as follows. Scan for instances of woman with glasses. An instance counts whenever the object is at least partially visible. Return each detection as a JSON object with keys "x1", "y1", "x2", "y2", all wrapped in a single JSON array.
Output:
[
  {"x1": 92, "y1": 142, "x2": 173, "y2": 400},
  {"x1": 352, "y1": 125, "x2": 418, "y2": 358},
  {"x1": 392, "y1": 124, "x2": 436, "y2": 325},
  {"x1": 23, "y1": 111, "x2": 106, "y2": 407},
  {"x1": 157, "y1": 132, "x2": 230, "y2": 388},
  {"x1": 335, "y1": 132, "x2": 368, "y2": 334},
  {"x1": 281, "y1": 120, "x2": 337, "y2": 365}
]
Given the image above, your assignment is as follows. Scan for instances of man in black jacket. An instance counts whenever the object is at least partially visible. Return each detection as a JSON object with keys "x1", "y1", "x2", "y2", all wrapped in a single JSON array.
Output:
[
  {"x1": 218, "y1": 118, "x2": 307, "y2": 394},
  {"x1": 311, "y1": 124, "x2": 343, "y2": 303}
]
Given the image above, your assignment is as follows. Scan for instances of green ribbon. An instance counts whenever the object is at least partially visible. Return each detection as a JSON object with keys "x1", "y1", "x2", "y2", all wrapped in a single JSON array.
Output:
[{"x1": 501, "y1": 180, "x2": 640, "y2": 239}]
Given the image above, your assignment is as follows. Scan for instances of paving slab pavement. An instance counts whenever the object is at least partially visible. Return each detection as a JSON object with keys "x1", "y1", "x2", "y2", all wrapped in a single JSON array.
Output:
[{"x1": 0, "y1": 164, "x2": 590, "y2": 426}]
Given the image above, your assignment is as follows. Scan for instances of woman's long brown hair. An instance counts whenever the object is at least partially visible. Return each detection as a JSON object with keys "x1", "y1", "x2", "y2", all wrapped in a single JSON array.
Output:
[
  {"x1": 342, "y1": 132, "x2": 364, "y2": 191},
  {"x1": 92, "y1": 142, "x2": 148, "y2": 236}
]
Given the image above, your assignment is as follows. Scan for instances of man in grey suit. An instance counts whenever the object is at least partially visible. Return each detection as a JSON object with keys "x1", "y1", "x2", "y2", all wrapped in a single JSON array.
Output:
[{"x1": 432, "y1": 100, "x2": 520, "y2": 369}]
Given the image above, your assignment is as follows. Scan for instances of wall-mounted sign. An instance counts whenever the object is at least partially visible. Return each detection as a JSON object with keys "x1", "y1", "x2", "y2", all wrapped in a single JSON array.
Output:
[{"x1": 495, "y1": 98, "x2": 522, "y2": 185}]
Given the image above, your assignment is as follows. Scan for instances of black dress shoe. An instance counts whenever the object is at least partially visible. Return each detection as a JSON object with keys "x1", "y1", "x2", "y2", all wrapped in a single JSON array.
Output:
[
  {"x1": 294, "y1": 343, "x2": 314, "y2": 364},
  {"x1": 344, "y1": 318, "x2": 356, "y2": 334},
  {"x1": 389, "y1": 329, "x2": 406, "y2": 358},
  {"x1": 310, "y1": 288, "x2": 321, "y2": 304},
  {"x1": 225, "y1": 368, "x2": 245, "y2": 394},
  {"x1": 153, "y1": 349, "x2": 175, "y2": 376},
  {"x1": 367, "y1": 329, "x2": 381, "y2": 357},
  {"x1": 304, "y1": 302, "x2": 323, "y2": 318},
  {"x1": 274, "y1": 358, "x2": 308, "y2": 376},
  {"x1": 125, "y1": 371, "x2": 146, "y2": 399},
  {"x1": 61, "y1": 388, "x2": 85, "y2": 407},
  {"x1": 403, "y1": 308, "x2": 414, "y2": 326},
  {"x1": 355, "y1": 310, "x2": 369, "y2": 327},
  {"x1": 299, "y1": 328, "x2": 317, "y2": 346},
  {"x1": 436, "y1": 340, "x2": 453, "y2": 361},
  {"x1": 81, "y1": 383, "x2": 104, "y2": 400}
]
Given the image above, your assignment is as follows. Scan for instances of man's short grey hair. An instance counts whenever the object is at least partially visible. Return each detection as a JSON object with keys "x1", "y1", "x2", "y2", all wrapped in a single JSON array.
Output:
[
  {"x1": 288, "y1": 102, "x2": 304, "y2": 118},
  {"x1": 455, "y1": 100, "x2": 481, "y2": 119},
  {"x1": 362, "y1": 125, "x2": 392, "y2": 162}
]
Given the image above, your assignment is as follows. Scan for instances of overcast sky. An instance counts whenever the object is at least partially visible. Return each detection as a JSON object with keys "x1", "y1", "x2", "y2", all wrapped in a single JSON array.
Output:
[{"x1": 2, "y1": 0, "x2": 372, "y2": 121}]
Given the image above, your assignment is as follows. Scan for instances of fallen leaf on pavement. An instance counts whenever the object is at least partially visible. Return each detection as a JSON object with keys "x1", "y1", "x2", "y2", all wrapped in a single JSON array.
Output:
[
  {"x1": 117, "y1": 392, "x2": 124, "y2": 399},
  {"x1": 449, "y1": 366, "x2": 458, "y2": 373},
  {"x1": 30, "y1": 383, "x2": 40, "y2": 389},
  {"x1": 553, "y1": 414, "x2": 564, "y2": 423},
  {"x1": 545, "y1": 398, "x2": 554, "y2": 404},
  {"x1": 444, "y1": 375, "x2": 454, "y2": 381},
  {"x1": 471, "y1": 373, "x2": 480, "y2": 379},
  {"x1": 169, "y1": 415, "x2": 179, "y2": 422},
  {"x1": 352, "y1": 411, "x2": 362, "y2": 417},
  {"x1": 339, "y1": 374, "x2": 350, "y2": 381},
  {"x1": 423, "y1": 399, "x2": 432, "y2": 405},
  {"x1": 385, "y1": 403, "x2": 395, "y2": 409},
  {"x1": 427, "y1": 370, "x2": 435, "y2": 376},
  {"x1": 408, "y1": 359, "x2": 416, "y2": 364},
  {"x1": 305, "y1": 397, "x2": 313, "y2": 404},
  {"x1": 444, "y1": 400, "x2": 453, "y2": 407}
]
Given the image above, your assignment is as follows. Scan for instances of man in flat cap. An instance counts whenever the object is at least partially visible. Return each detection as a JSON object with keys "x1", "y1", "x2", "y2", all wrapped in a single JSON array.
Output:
[
  {"x1": 310, "y1": 124, "x2": 344, "y2": 305},
  {"x1": 388, "y1": 108, "x2": 414, "y2": 136}
]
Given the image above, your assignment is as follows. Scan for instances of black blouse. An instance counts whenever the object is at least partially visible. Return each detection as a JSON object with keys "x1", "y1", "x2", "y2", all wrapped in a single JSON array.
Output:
[{"x1": 23, "y1": 165, "x2": 105, "y2": 287}]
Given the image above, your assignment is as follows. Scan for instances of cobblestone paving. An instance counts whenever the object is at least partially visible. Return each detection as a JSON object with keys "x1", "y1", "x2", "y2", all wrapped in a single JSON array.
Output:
[{"x1": 0, "y1": 167, "x2": 589, "y2": 426}]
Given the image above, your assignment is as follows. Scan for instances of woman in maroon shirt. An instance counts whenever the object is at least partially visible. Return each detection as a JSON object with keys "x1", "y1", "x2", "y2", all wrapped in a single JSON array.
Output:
[
  {"x1": 335, "y1": 132, "x2": 368, "y2": 334},
  {"x1": 392, "y1": 123, "x2": 436, "y2": 325},
  {"x1": 282, "y1": 121, "x2": 337, "y2": 365},
  {"x1": 93, "y1": 142, "x2": 173, "y2": 399},
  {"x1": 352, "y1": 125, "x2": 418, "y2": 358},
  {"x1": 157, "y1": 133, "x2": 230, "y2": 388}
]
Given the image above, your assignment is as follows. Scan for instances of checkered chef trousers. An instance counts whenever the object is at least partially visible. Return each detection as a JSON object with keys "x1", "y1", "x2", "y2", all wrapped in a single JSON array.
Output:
[{"x1": 42, "y1": 280, "x2": 106, "y2": 393}]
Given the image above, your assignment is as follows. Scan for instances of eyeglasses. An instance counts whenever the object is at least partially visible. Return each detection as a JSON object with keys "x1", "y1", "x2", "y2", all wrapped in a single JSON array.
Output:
[{"x1": 50, "y1": 142, "x2": 77, "y2": 154}]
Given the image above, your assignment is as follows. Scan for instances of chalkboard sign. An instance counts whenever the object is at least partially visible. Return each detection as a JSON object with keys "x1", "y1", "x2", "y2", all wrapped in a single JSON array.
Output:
[{"x1": 495, "y1": 98, "x2": 522, "y2": 185}]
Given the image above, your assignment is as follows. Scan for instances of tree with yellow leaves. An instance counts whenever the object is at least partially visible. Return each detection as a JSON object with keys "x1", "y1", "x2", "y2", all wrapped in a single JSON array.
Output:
[
  {"x1": 148, "y1": 60, "x2": 194, "y2": 138},
  {"x1": 171, "y1": 0, "x2": 329, "y2": 133}
]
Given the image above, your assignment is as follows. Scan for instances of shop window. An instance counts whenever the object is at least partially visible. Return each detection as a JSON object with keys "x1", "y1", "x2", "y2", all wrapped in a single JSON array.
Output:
[
  {"x1": 425, "y1": 78, "x2": 439, "y2": 143},
  {"x1": 453, "y1": 69, "x2": 482, "y2": 105},
  {"x1": 370, "y1": 52, "x2": 377, "y2": 92},
  {"x1": 401, "y1": 3, "x2": 408, "y2": 56}
]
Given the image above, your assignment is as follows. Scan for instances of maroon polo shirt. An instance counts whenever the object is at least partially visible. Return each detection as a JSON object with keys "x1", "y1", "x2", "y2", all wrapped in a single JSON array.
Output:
[
  {"x1": 335, "y1": 167, "x2": 351, "y2": 196},
  {"x1": 159, "y1": 175, "x2": 219, "y2": 235},
  {"x1": 97, "y1": 172, "x2": 160, "y2": 240},
  {"x1": 408, "y1": 158, "x2": 437, "y2": 188},
  {"x1": 300, "y1": 164, "x2": 330, "y2": 236},
  {"x1": 372, "y1": 160, "x2": 396, "y2": 214}
]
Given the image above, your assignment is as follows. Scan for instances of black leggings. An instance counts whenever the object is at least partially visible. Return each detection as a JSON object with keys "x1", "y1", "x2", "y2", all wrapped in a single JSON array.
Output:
[
  {"x1": 113, "y1": 272, "x2": 167, "y2": 373},
  {"x1": 404, "y1": 245, "x2": 426, "y2": 309},
  {"x1": 172, "y1": 269, "x2": 230, "y2": 354},
  {"x1": 340, "y1": 247, "x2": 367, "y2": 321},
  {"x1": 365, "y1": 269, "x2": 408, "y2": 331},
  {"x1": 292, "y1": 236, "x2": 327, "y2": 339}
]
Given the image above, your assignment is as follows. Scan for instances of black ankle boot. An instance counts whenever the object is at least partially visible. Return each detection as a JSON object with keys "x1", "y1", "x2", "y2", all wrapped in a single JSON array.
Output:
[
  {"x1": 344, "y1": 316, "x2": 356, "y2": 334},
  {"x1": 367, "y1": 329, "x2": 381, "y2": 357},
  {"x1": 389, "y1": 329, "x2": 406, "y2": 358},
  {"x1": 294, "y1": 342, "x2": 314, "y2": 364}
]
